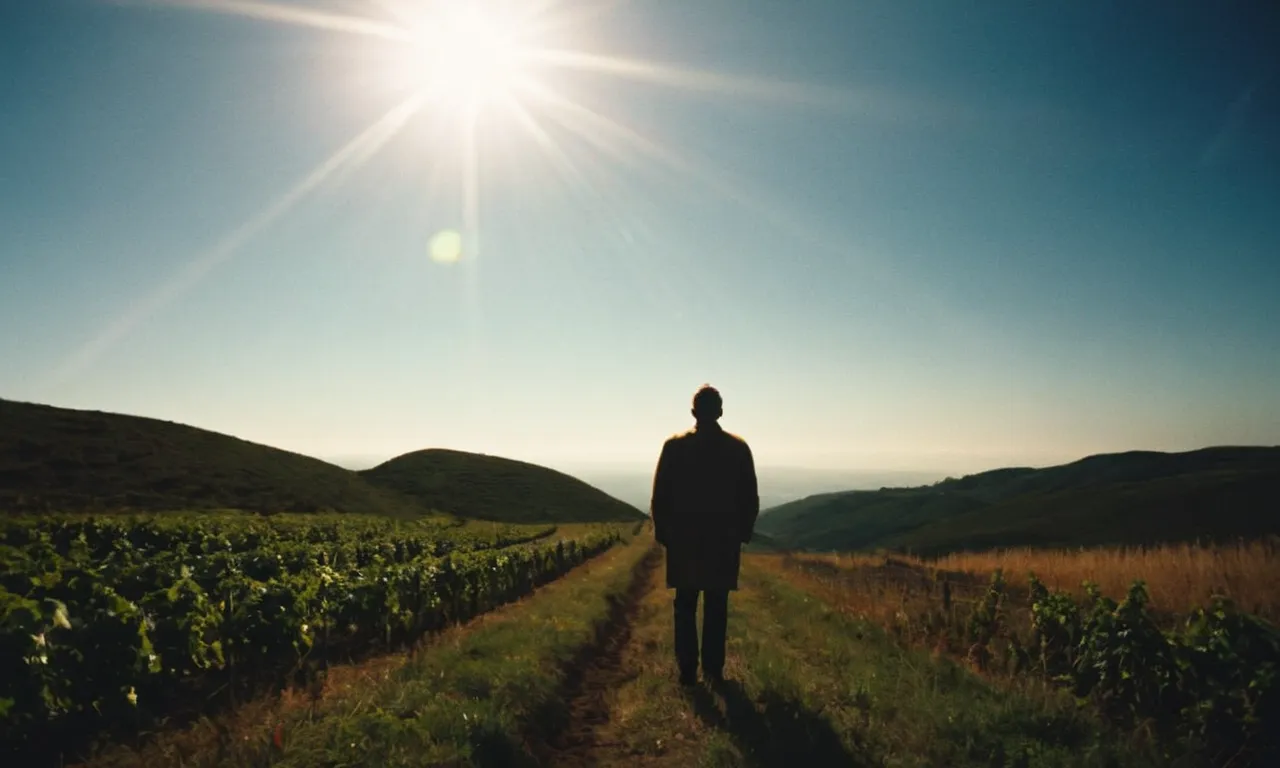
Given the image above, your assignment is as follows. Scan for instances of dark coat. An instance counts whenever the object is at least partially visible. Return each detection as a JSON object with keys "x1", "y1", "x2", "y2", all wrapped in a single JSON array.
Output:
[{"x1": 650, "y1": 423, "x2": 759, "y2": 591}]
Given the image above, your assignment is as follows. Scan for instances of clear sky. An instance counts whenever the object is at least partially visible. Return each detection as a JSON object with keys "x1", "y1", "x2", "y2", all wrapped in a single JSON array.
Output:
[{"x1": 2, "y1": 0, "x2": 1277, "y2": 475}]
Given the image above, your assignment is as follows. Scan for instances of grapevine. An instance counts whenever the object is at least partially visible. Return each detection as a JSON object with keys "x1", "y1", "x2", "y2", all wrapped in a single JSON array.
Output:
[{"x1": 0, "y1": 513, "x2": 621, "y2": 763}]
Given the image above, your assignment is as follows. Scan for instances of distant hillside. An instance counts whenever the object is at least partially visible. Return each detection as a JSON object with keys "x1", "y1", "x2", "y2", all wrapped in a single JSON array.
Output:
[
  {"x1": 757, "y1": 447, "x2": 1280, "y2": 555},
  {"x1": 744, "y1": 530, "x2": 786, "y2": 553},
  {"x1": 0, "y1": 398, "x2": 425, "y2": 515},
  {"x1": 361, "y1": 449, "x2": 644, "y2": 523},
  {"x1": 572, "y1": 466, "x2": 947, "y2": 518}
]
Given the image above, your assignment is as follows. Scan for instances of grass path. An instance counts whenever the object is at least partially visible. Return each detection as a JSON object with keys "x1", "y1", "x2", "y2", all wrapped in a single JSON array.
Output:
[
  {"x1": 537, "y1": 546, "x2": 669, "y2": 764},
  {"x1": 543, "y1": 556, "x2": 868, "y2": 767},
  {"x1": 551, "y1": 552, "x2": 1163, "y2": 768},
  {"x1": 541, "y1": 550, "x2": 710, "y2": 766},
  {"x1": 536, "y1": 552, "x2": 867, "y2": 767}
]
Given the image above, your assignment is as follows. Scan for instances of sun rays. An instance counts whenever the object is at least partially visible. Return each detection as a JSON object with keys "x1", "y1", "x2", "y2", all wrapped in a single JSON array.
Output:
[
  {"x1": 61, "y1": 0, "x2": 884, "y2": 381},
  {"x1": 54, "y1": 94, "x2": 423, "y2": 382},
  {"x1": 122, "y1": 0, "x2": 412, "y2": 40}
]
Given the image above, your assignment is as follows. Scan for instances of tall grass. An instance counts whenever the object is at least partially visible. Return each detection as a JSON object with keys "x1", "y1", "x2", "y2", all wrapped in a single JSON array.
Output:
[
  {"x1": 929, "y1": 538, "x2": 1280, "y2": 619},
  {"x1": 760, "y1": 540, "x2": 1280, "y2": 764},
  {"x1": 793, "y1": 537, "x2": 1280, "y2": 622}
]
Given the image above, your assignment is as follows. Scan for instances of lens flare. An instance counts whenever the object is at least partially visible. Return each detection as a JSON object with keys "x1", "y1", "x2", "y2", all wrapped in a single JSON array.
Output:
[{"x1": 429, "y1": 229, "x2": 464, "y2": 264}]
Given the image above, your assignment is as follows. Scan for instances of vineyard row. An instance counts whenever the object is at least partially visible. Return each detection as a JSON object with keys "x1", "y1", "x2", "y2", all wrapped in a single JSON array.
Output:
[{"x1": 0, "y1": 514, "x2": 626, "y2": 761}]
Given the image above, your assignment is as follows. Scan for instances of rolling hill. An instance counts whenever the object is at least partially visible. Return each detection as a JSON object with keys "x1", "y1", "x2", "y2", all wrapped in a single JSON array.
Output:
[
  {"x1": 756, "y1": 447, "x2": 1280, "y2": 555},
  {"x1": 0, "y1": 398, "x2": 424, "y2": 515},
  {"x1": 360, "y1": 449, "x2": 645, "y2": 523},
  {"x1": 0, "y1": 398, "x2": 642, "y2": 523}
]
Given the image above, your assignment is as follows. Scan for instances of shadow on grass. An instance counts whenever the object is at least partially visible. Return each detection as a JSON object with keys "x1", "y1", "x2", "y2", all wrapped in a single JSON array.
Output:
[
  {"x1": 469, "y1": 719, "x2": 539, "y2": 768},
  {"x1": 687, "y1": 679, "x2": 868, "y2": 767}
]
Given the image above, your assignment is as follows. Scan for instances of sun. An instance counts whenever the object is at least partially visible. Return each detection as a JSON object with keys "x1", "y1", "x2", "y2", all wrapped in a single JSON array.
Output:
[
  {"x1": 398, "y1": 5, "x2": 530, "y2": 109},
  {"x1": 66, "y1": 0, "x2": 871, "y2": 380}
]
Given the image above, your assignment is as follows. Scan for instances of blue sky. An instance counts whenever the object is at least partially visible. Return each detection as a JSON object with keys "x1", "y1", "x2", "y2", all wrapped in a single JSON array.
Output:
[{"x1": 2, "y1": 0, "x2": 1277, "y2": 475}]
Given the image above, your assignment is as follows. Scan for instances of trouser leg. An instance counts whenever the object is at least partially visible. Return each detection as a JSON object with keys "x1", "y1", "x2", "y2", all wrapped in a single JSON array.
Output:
[
  {"x1": 701, "y1": 590, "x2": 729, "y2": 674},
  {"x1": 673, "y1": 588, "x2": 700, "y2": 675}
]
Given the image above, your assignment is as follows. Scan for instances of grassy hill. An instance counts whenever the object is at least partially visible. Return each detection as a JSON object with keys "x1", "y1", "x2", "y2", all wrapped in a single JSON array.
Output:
[
  {"x1": 0, "y1": 398, "x2": 424, "y2": 515},
  {"x1": 756, "y1": 446, "x2": 1280, "y2": 554},
  {"x1": 360, "y1": 449, "x2": 645, "y2": 523},
  {"x1": 0, "y1": 398, "x2": 642, "y2": 523}
]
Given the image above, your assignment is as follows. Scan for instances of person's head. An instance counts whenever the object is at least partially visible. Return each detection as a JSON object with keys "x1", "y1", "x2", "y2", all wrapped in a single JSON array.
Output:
[{"x1": 691, "y1": 384, "x2": 723, "y2": 424}]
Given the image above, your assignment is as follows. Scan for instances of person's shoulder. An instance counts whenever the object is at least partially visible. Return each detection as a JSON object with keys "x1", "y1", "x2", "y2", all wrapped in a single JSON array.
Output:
[
  {"x1": 721, "y1": 430, "x2": 752, "y2": 450},
  {"x1": 663, "y1": 428, "x2": 697, "y2": 447}
]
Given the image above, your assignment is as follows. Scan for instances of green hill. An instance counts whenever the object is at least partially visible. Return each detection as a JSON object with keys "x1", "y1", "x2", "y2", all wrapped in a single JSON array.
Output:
[
  {"x1": 0, "y1": 398, "x2": 424, "y2": 515},
  {"x1": 360, "y1": 449, "x2": 645, "y2": 523},
  {"x1": 0, "y1": 399, "x2": 643, "y2": 523},
  {"x1": 756, "y1": 446, "x2": 1280, "y2": 554}
]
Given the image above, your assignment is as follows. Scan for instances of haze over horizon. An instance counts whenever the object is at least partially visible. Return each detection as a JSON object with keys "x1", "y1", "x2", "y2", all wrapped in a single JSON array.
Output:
[{"x1": 3, "y1": 1, "x2": 1277, "y2": 473}]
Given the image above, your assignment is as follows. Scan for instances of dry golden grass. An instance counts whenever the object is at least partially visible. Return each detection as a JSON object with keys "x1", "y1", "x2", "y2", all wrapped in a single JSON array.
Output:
[
  {"x1": 928, "y1": 538, "x2": 1280, "y2": 619},
  {"x1": 795, "y1": 539, "x2": 1280, "y2": 621},
  {"x1": 754, "y1": 539, "x2": 1280, "y2": 672}
]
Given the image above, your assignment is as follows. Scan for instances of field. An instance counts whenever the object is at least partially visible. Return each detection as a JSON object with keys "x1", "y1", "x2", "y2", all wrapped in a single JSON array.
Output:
[
  {"x1": 784, "y1": 539, "x2": 1280, "y2": 625},
  {"x1": 0, "y1": 513, "x2": 630, "y2": 765},
  {"x1": 0, "y1": 526, "x2": 1261, "y2": 767},
  {"x1": 766, "y1": 541, "x2": 1280, "y2": 765}
]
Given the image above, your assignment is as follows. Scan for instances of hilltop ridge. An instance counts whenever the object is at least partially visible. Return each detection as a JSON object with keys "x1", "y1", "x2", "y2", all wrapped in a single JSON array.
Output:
[
  {"x1": 361, "y1": 448, "x2": 644, "y2": 523},
  {"x1": 0, "y1": 398, "x2": 641, "y2": 523},
  {"x1": 757, "y1": 446, "x2": 1280, "y2": 554}
]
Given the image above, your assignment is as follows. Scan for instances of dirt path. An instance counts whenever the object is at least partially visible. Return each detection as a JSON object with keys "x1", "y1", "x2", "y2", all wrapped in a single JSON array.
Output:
[
  {"x1": 540, "y1": 545, "x2": 666, "y2": 765},
  {"x1": 542, "y1": 551, "x2": 766, "y2": 767}
]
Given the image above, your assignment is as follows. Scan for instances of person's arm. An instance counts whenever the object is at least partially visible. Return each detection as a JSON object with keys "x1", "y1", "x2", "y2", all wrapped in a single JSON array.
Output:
[
  {"x1": 650, "y1": 440, "x2": 674, "y2": 546},
  {"x1": 739, "y1": 443, "x2": 759, "y2": 544}
]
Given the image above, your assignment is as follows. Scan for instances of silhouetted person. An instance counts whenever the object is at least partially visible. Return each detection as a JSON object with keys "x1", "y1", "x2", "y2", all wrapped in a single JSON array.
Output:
[{"x1": 651, "y1": 385, "x2": 759, "y2": 686}]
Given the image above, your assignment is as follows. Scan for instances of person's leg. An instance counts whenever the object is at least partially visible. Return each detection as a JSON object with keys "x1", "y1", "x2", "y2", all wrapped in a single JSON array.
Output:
[
  {"x1": 701, "y1": 590, "x2": 729, "y2": 679},
  {"x1": 673, "y1": 588, "x2": 700, "y2": 683}
]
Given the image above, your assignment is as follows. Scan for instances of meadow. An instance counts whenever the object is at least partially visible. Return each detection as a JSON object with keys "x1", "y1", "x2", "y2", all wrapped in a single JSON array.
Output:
[
  {"x1": 783, "y1": 538, "x2": 1280, "y2": 625},
  {"x1": 764, "y1": 540, "x2": 1280, "y2": 764},
  {"x1": 5, "y1": 519, "x2": 1276, "y2": 767}
]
